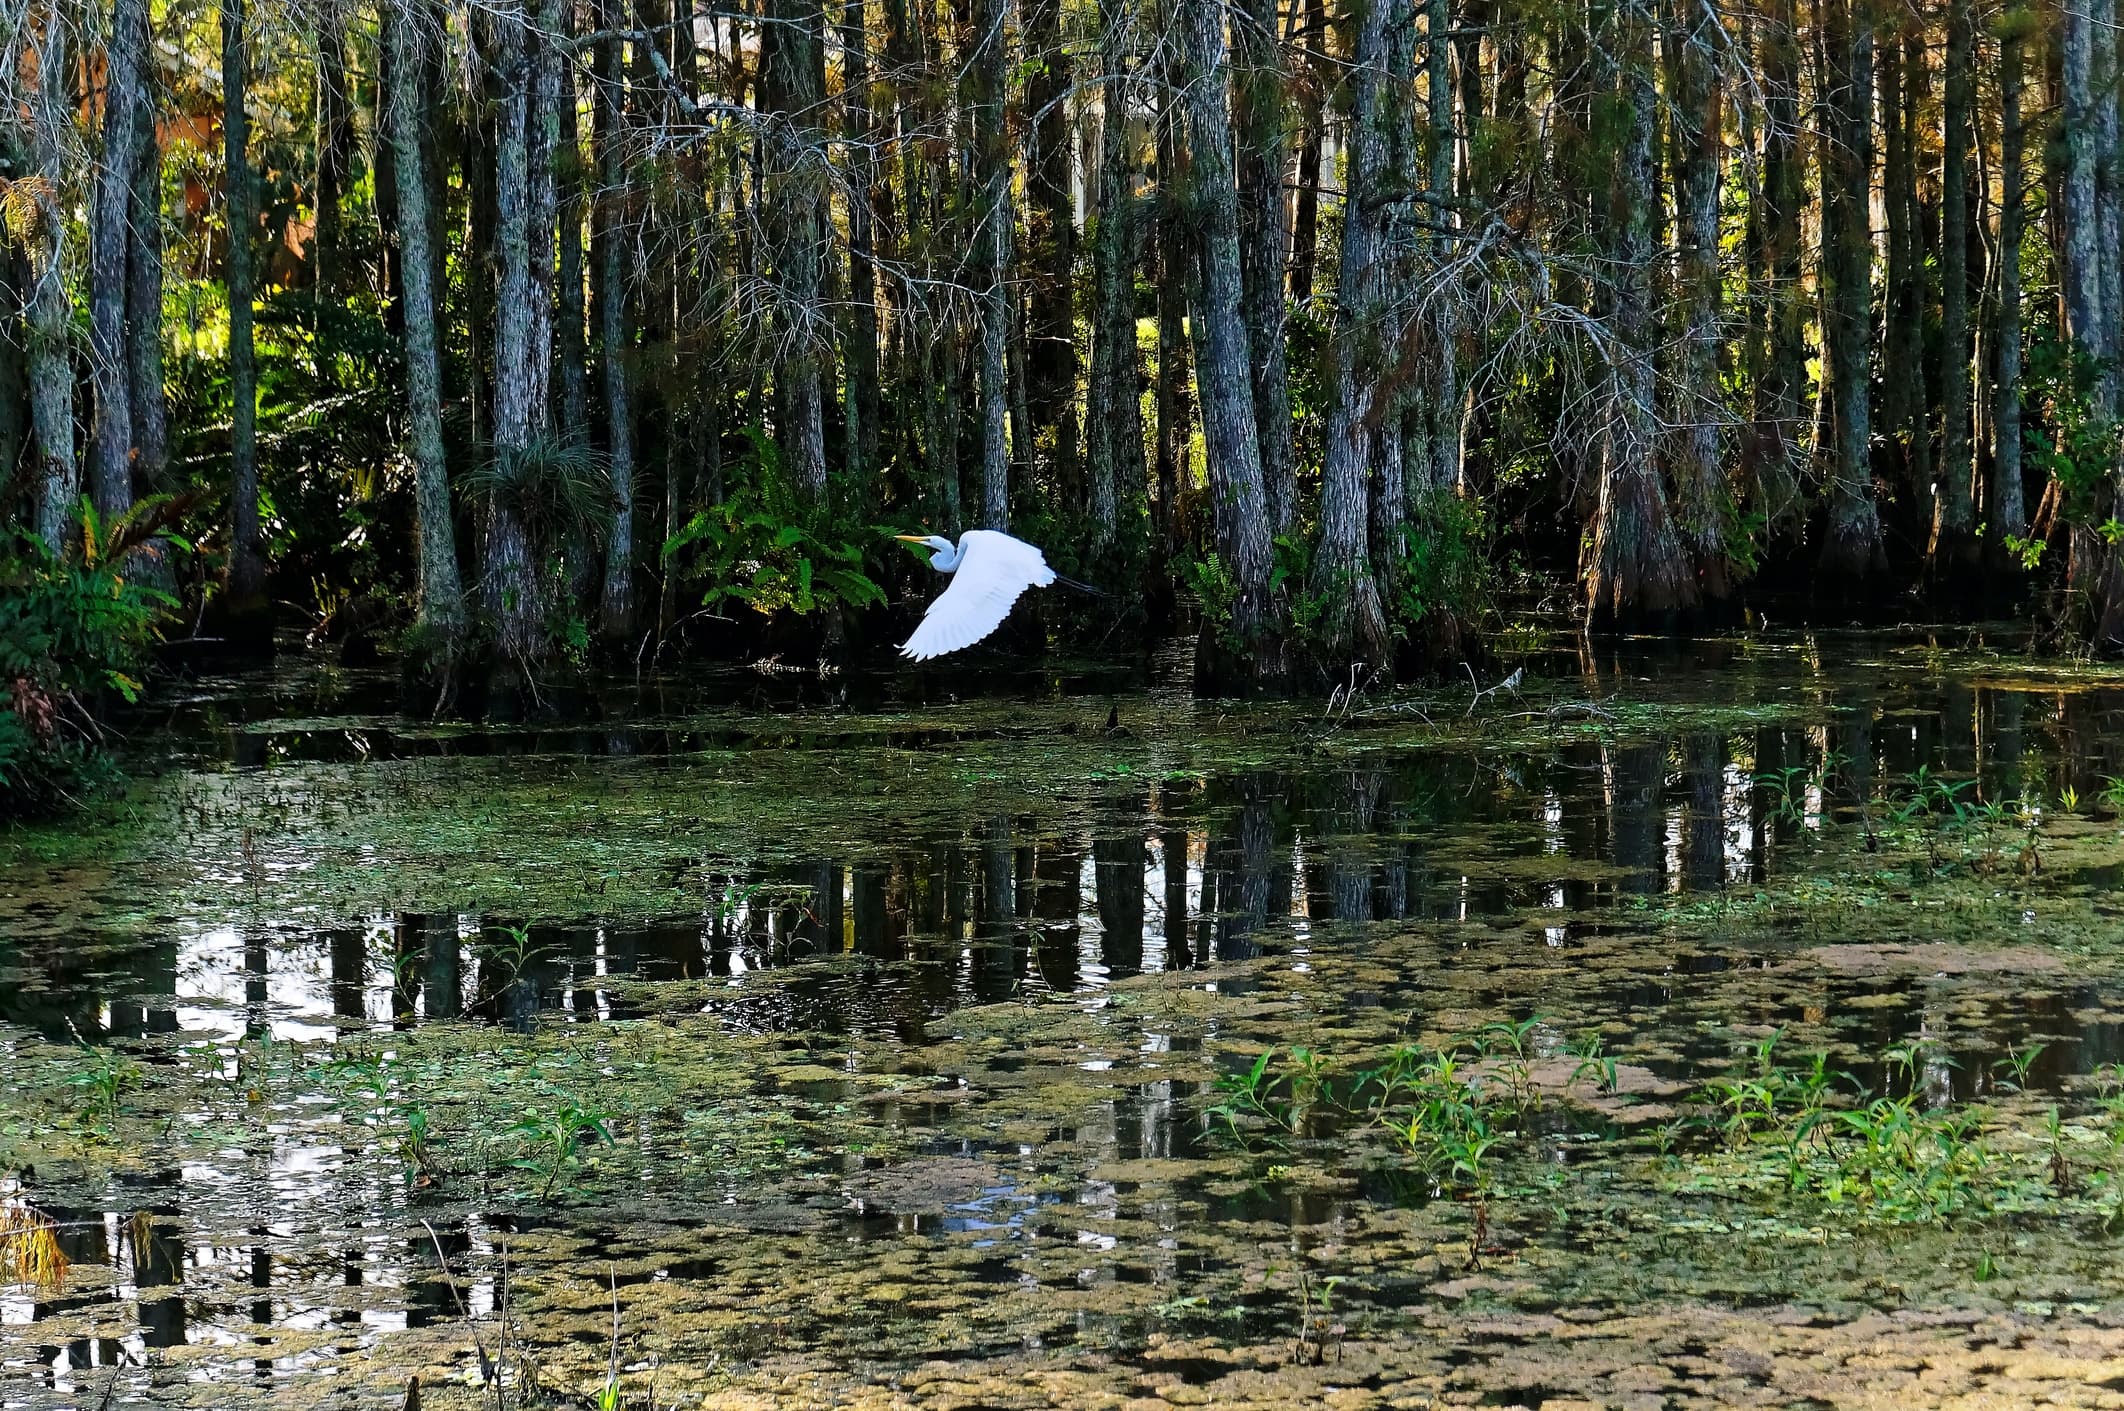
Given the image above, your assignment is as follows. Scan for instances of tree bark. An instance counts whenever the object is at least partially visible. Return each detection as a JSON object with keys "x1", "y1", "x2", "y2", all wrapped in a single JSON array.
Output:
[
  {"x1": 1234, "y1": 0, "x2": 1294, "y2": 535},
  {"x1": 970, "y1": 0, "x2": 1013, "y2": 529},
  {"x1": 1584, "y1": 0, "x2": 1694, "y2": 628},
  {"x1": 1878, "y1": 22, "x2": 1927, "y2": 517},
  {"x1": 1024, "y1": 0, "x2": 1078, "y2": 491},
  {"x1": 90, "y1": 0, "x2": 146, "y2": 522},
  {"x1": 1313, "y1": 0, "x2": 1394, "y2": 659},
  {"x1": 486, "y1": 0, "x2": 549, "y2": 661},
  {"x1": 1816, "y1": 0, "x2": 1886, "y2": 586},
  {"x1": 1931, "y1": 0, "x2": 1977, "y2": 566},
  {"x1": 128, "y1": 92, "x2": 167, "y2": 502},
  {"x1": 386, "y1": 0, "x2": 466, "y2": 648},
  {"x1": 595, "y1": 5, "x2": 636, "y2": 640},
  {"x1": 26, "y1": 13, "x2": 76, "y2": 555},
  {"x1": 1423, "y1": 0, "x2": 1461, "y2": 496},
  {"x1": 1992, "y1": 15, "x2": 2027, "y2": 543},
  {"x1": 225, "y1": 0, "x2": 267, "y2": 612},
  {"x1": 1179, "y1": 0, "x2": 1279, "y2": 667},
  {"x1": 1749, "y1": 0, "x2": 1804, "y2": 530},
  {"x1": 1287, "y1": 0, "x2": 1326, "y2": 301},
  {"x1": 314, "y1": 0, "x2": 354, "y2": 294},
  {"x1": 1086, "y1": 0, "x2": 1144, "y2": 547},
  {"x1": 840, "y1": 0, "x2": 882, "y2": 480},
  {"x1": 762, "y1": 0, "x2": 830, "y2": 499},
  {"x1": 1670, "y1": 0, "x2": 1727, "y2": 595},
  {"x1": 555, "y1": 0, "x2": 588, "y2": 440},
  {"x1": 1154, "y1": 70, "x2": 1192, "y2": 559}
]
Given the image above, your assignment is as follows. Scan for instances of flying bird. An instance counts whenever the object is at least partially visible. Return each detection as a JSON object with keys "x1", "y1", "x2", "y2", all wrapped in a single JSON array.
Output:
[{"x1": 895, "y1": 529, "x2": 1083, "y2": 661}]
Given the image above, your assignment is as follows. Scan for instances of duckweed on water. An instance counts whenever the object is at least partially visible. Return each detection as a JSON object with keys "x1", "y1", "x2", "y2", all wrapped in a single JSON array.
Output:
[{"x1": 11, "y1": 646, "x2": 2124, "y2": 1407}]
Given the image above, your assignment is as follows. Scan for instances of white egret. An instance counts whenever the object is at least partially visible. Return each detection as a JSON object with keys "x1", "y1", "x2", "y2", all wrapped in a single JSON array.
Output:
[{"x1": 895, "y1": 529, "x2": 1086, "y2": 660}]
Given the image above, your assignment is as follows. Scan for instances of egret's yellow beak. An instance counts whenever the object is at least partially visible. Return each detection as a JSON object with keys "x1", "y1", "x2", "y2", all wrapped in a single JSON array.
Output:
[{"x1": 894, "y1": 534, "x2": 928, "y2": 543}]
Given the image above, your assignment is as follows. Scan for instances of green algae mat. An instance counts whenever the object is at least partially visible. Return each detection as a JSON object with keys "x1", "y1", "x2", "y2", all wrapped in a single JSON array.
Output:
[{"x1": 6, "y1": 634, "x2": 2124, "y2": 1408}]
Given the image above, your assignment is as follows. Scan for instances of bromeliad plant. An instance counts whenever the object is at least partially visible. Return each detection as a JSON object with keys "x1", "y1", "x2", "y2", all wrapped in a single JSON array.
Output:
[{"x1": 1, "y1": 508, "x2": 179, "y2": 816}]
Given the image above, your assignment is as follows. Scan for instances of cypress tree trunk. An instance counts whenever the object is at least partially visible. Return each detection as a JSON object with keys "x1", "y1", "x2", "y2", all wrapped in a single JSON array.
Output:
[
  {"x1": 1932, "y1": 0, "x2": 1977, "y2": 567},
  {"x1": 555, "y1": 0, "x2": 588, "y2": 440},
  {"x1": 27, "y1": 15, "x2": 76, "y2": 555},
  {"x1": 762, "y1": 0, "x2": 830, "y2": 499},
  {"x1": 1153, "y1": 73, "x2": 1192, "y2": 559},
  {"x1": 314, "y1": 0, "x2": 354, "y2": 294},
  {"x1": 1313, "y1": 0, "x2": 1393, "y2": 659},
  {"x1": 1992, "y1": 14, "x2": 2028, "y2": 544},
  {"x1": 386, "y1": 0, "x2": 466, "y2": 649},
  {"x1": 1179, "y1": 0, "x2": 1280, "y2": 671},
  {"x1": 2061, "y1": 0, "x2": 2106, "y2": 622},
  {"x1": 1878, "y1": 23, "x2": 1927, "y2": 514},
  {"x1": 1671, "y1": 0, "x2": 1727, "y2": 595},
  {"x1": 128, "y1": 95, "x2": 167, "y2": 503},
  {"x1": 1234, "y1": 0, "x2": 1295, "y2": 535},
  {"x1": 0, "y1": 251, "x2": 22, "y2": 512},
  {"x1": 225, "y1": 0, "x2": 267, "y2": 615},
  {"x1": 595, "y1": 7, "x2": 636, "y2": 640},
  {"x1": 1086, "y1": 0, "x2": 1144, "y2": 547},
  {"x1": 486, "y1": 0, "x2": 548, "y2": 661},
  {"x1": 841, "y1": 0, "x2": 882, "y2": 480},
  {"x1": 1423, "y1": 0, "x2": 1462, "y2": 495},
  {"x1": 1816, "y1": 0, "x2": 1887, "y2": 587},
  {"x1": 1287, "y1": 0, "x2": 1326, "y2": 301},
  {"x1": 1024, "y1": 0, "x2": 1078, "y2": 490},
  {"x1": 90, "y1": 0, "x2": 146, "y2": 523},
  {"x1": 1584, "y1": 0, "x2": 1694, "y2": 628},
  {"x1": 1750, "y1": 0, "x2": 1804, "y2": 529},
  {"x1": 971, "y1": 0, "x2": 1013, "y2": 529}
]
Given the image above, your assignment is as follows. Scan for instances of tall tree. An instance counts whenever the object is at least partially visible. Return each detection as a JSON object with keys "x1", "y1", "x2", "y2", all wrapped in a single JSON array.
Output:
[
  {"x1": 1312, "y1": 0, "x2": 1395, "y2": 659},
  {"x1": 840, "y1": 0, "x2": 882, "y2": 480},
  {"x1": 1086, "y1": 0, "x2": 1145, "y2": 546},
  {"x1": 1584, "y1": 0, "x2": 1694, "y2": 627},
  {"x1": 127, "y1": 91, "x2": 168, "y2": 506},
  {"x1": 761, "y1": 0, "x2": 830, "y2": 499},
  {"x1": 485, "y1": 0, "x2": 552, "y2": 661},
  {"x1": 386, "y1": 0, "x2": 466, "y2": 649},
  {"x1": 1816, "y1": 0, "x2": 1886, "y2": 586},
  {"x1": 1234, "y1": 0, "x2": 1295, "y2": 534},
  {"x1": 970, "y1": 0, "x2": 1013, "y2": 528},
  {"x1": 1670, "y1": 0, "x2": 1728, "y2": 593},
  {"x1": 595, "y1": 1, "x2": 636, "y2": 640},
  {"x1": 89, "y1": 0, "x2": 147, "y2": 522},
  {"x1": 25, "y1": 9, "x2": 76, "y2": 554},
  {"x1": 1748, "y1": 0, "x2": 1805, "y2": 529},
  {"x1": 1023, "y1": 0, "x2": 1078, "y2": 489},
  {"x1": 1991, "y1": 8, "x2": 2029, "y2": 545},
  {"x1": 313, "y1": 0, "x2": 355, "y2": 293},
  {"x1": 225, "y1": 0, "x2": 267, "y2": 616},
  {"x1": 1179, "y1": 0, "x2": 1279, "y2": 671},
  {"x1": 1932, "y1": 0, "x2": 1978, "y2": 567}
]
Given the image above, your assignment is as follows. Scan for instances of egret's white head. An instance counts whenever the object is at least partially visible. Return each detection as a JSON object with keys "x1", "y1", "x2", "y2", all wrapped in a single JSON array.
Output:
[{"x1": 895, "y1": 533, "x2": 961, "y2": 571}]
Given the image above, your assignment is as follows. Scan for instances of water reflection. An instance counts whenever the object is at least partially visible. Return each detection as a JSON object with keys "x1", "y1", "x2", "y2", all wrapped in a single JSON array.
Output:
[{"x1": 8, "y1": 660, "x2": 2124, "y2": 1387}]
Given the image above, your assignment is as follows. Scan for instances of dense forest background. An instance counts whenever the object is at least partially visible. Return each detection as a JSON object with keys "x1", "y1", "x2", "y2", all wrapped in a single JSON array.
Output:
[{"x1": 7, "y1": 0, "x2": 2124, "y2": 755}]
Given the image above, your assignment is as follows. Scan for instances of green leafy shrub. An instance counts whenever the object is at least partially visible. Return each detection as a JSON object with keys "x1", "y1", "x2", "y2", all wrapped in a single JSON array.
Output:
[
  {"x1": 663, "y1": 427, "x2": 886, "y2": 618},
  {"x1": 0, "y1": 511, "x2": 175, "y2": 817}
]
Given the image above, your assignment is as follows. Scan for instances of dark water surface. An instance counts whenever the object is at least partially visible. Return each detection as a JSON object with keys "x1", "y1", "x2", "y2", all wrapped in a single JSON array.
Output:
[{"x1": 6, "y1": 632, "x2": 2124, "y2": 1407}]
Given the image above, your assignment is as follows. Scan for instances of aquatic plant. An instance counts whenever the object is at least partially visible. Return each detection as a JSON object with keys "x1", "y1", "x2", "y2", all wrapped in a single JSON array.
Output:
[{"x1": 508, "y1": 1098, "x2": 616, "y2": 1201}]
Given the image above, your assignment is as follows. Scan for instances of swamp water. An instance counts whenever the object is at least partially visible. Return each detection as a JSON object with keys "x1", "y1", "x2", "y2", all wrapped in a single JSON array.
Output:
[{"x1": 5, "y1": 634, "x2": 2124, "y2": 1407}]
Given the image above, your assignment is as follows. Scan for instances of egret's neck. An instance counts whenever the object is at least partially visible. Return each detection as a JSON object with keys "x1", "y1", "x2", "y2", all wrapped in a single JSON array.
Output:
[{"x1": 933, "y1": 543, "x2": 963, "y2": 572}]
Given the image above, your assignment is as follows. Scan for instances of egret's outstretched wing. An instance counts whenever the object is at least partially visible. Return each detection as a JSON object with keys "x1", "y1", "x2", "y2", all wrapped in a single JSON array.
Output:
[{"x1": 900, "y1": 530, "x2": 1057, "y2": 660}]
